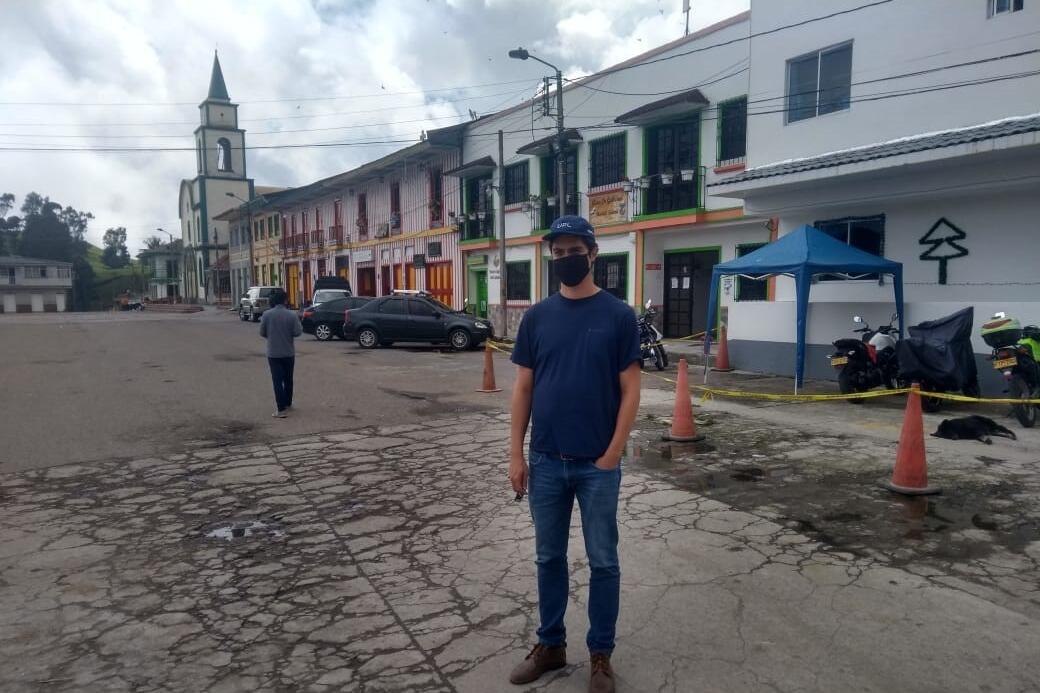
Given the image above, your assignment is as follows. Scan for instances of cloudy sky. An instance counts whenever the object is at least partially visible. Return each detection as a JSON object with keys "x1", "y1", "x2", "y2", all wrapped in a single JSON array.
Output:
[{"x1": 0, "y1": 0, "x2": 747, "y2": 250}]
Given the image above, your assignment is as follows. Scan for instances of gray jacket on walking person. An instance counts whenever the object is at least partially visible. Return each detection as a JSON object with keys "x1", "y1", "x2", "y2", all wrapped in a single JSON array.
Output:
[{"x1": 259, "y1": 304, "x2": 303, "y2": 358}]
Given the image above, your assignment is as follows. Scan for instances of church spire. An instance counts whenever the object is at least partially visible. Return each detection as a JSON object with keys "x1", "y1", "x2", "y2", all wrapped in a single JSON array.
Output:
[{"x1": 207, "y1": 51, "x2": 230, "y2": 102}]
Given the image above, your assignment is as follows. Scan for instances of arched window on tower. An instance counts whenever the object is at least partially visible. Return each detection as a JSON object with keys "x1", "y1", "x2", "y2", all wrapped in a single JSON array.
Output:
[{"x1": 217, "y1": 138, "x2": 232, "y2": 172}]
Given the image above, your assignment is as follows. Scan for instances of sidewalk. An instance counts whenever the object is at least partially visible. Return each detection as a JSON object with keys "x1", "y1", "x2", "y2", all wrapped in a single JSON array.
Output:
[{"x1": 1, "y1": 412, "x2": 1037, "y2": 692}]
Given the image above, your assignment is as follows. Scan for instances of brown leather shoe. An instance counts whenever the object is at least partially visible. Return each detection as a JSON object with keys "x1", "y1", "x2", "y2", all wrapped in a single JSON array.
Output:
[
  {"x1": 588, "y1": 653, "x2": 615, "y2": 693},
  {"x1": 508, "y1": 643, "x2": 567, "y2": 685}
]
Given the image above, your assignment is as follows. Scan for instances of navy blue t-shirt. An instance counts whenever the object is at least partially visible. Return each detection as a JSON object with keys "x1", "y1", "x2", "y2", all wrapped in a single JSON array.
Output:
[{"x1": 511, "y1": 290, "x2": 641, "y2": 459}]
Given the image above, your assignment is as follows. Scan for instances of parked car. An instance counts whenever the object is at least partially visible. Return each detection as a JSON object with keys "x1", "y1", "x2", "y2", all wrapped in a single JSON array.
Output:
[
  {"x1": 342, "y1": 292, "x2": 494, "y2": 350},
  {"x1": 301, "y1": 296, "x2": 374, "y2": 341},
  {"x1": 310, "y1": 289, "x2": 352, "y2": 307},
  {"x1": 239, "y1": 286, "x2": 280, "y2": 322}
]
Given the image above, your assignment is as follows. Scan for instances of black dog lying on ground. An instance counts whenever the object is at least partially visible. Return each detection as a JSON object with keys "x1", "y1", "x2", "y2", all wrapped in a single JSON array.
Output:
[{"x1": 931, "y1": 415, "x2": 1017, "y2": 444}]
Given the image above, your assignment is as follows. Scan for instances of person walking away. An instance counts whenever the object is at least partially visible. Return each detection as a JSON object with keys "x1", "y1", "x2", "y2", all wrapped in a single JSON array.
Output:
[
  {"x1": 508, "y1": 215, "x2": 642, "y2": 693},
  {"x1": 259, "y1": 288, "x2": 302, "y2": 418}
]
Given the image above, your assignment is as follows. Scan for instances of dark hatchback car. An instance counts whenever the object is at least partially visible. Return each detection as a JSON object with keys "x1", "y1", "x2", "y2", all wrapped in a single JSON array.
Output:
[
  {"x1": 301, "y1": 296, "x2": 374, "y2": 341},
  {"x1": 343, "y1": 293, "x2": 494, "y2": 350}
]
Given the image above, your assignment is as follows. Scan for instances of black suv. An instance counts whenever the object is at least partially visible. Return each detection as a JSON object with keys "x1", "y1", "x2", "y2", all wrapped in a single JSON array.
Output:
[
  {"x1": 343, "y1": 292, "x2": 494, "y2": 350},
  {"x1": 301, "y1": 296, "x2": 374, "y2": 341}
]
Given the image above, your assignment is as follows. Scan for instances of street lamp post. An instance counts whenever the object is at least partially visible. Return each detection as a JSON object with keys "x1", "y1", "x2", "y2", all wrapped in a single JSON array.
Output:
[{"x1": 509, "y1": 47, "x2": 566, "y2": 217}]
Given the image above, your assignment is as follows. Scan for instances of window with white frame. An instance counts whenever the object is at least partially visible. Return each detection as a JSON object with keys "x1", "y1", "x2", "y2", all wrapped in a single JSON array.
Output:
[
  {"x1": 786, "y1": 43, "x2": 853, "y2": 124},
  {"x1": 24, "y1": 266, "x2": 42, "y2": 279},
  {"x1": 988, "y1": 0, "x2": 1024, "y2": 16}
]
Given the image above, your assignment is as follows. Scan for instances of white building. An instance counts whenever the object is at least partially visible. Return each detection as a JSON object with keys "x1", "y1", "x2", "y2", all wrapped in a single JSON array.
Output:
[
  {"x1": 711, "y1": 0, "x2": 1040, "y2": 392},
  {"x1": 456, "y1": 12, "x2": 768, "y2": 337},
  {"x1": 138, "y1": 242, "x2": 182, "y2": 301},
  {"x1": 177, "y1": 53, "x2": 252, "y2": 304},
  {"x1": 0, "y1": 256, "x2": 73, "y2": 313}
]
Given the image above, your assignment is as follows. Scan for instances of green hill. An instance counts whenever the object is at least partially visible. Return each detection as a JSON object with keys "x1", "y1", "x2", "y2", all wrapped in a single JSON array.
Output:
[{"x1": 84, "y1": 243, "x2": 148, "y2": 307}]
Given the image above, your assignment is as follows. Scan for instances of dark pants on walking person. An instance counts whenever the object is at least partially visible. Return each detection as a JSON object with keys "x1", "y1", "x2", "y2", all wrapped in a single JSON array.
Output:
[
  {"x1": 268, "y1": 356, "x2": 295, "y2": 412},
  {"x1": 528, "y1": 450, "x2": 622, "y2": 654}
]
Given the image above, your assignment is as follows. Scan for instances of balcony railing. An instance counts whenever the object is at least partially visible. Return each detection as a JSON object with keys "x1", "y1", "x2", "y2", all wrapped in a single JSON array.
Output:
[
  {"x1": 356, "y1": 218, "x2": 368, "y2": 240},
  {"x1": 328, "y1": 224, "x2": 344, "y2": 245},
  {"x1": 460, "y1": 214, "x2": 495, "y2": 242},
  {"x1": 311, "y1": 229, "x2": 325, "y2": 248},
  {"x1": 294, "y1": 235, "x2": 307, "y2": 253},
  {"x1": 642, "y1": 166, "x2": 706, "y2": 216}
]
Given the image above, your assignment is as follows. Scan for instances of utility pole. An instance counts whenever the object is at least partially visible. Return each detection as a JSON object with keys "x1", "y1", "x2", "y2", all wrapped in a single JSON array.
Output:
[
  {"x1": 554, "y1": 67, "x2": 566, "y2": 216},
  {"x1": 497, "y1": 130, "x2": 508, "y2": 338}
]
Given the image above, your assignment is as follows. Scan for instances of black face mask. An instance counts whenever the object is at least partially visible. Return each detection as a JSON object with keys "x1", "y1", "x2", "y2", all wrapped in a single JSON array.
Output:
[{"x1": 553, "y1": 254, "x2": 591, "y2": 287}]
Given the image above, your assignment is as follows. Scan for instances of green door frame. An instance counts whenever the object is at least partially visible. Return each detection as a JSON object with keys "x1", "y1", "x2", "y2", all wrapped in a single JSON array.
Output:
[{"x1": 663, "y1": 244, "x2": 721, "y2": 336}]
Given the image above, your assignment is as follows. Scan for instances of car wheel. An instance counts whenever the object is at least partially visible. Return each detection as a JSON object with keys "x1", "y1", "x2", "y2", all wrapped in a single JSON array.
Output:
[
  {"x1": 357, "y1": 327, "x2": 379, "y2": 349},
  {"x1": 251, "y1": 310, "x2": 260, "y2": 322},
  {"x1": 239, "y1": 309, "x2": 248, "y2": 321},
  {"x1": 315, "y1": 323, "x2": 333, "y2": 341},
  {"x1": 449, "y1": 328, "x2": 472, "y2": 351}
]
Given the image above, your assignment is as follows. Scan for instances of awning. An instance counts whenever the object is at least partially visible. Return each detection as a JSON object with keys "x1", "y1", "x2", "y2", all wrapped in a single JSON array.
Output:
[
  {"x1": 704, "y1": 224, "x2": 904, "y2": 391},
  {"x1": 614, "y1": 88, "x2": 709, "y2": 126},
  {"x1": 516, "y1": 129, "x2": 583, "y2": 156},
  {"x1": 444, "y1": 155, "x2": 496, "y2": 178}
]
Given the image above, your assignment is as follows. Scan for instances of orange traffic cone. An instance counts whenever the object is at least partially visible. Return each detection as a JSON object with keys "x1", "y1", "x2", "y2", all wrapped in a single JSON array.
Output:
[
  {"x1": 712, "y1": 324, "x2": 734, "y2": 372},
  {"x1": 662, "y1": 358, "x2": 705, "y2": 442},
  {"x1": 476, "y1": 342, "x2": 502, "y2": 393},
  {"x1": 882, "y1": 384, "x2": 940, "y2": 495}
]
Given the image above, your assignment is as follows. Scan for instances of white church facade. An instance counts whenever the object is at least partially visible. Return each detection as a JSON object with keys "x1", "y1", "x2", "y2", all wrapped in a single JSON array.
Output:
[{"x1": 178, "y1": 53, "x2": 253, "y2": 303}]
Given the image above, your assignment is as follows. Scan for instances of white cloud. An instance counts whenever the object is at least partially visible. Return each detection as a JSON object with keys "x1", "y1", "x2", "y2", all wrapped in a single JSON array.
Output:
[{"x1": 0, "y1": 0, "x2": 747, "y2": 251}]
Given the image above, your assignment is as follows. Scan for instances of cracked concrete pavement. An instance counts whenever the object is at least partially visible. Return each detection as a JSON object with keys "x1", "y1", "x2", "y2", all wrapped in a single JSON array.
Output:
[{"x1": 2, "y1": 405, "x2": 1039, "y2": 692}]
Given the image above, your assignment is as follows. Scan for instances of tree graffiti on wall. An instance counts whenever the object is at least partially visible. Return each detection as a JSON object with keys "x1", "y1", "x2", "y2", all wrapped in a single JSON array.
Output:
[{"x1": 919, "y1": 217, "x2": 968, "y2": 285}]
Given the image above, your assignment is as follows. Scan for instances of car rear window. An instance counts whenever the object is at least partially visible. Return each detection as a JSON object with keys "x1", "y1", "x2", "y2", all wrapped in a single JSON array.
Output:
[{"x1": 259, "y1": 288, "x2": 273, "y2": 297}]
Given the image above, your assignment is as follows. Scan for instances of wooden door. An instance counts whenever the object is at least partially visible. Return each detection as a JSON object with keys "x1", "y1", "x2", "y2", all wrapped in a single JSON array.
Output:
[
  {"x1": 303, "y1": 263, "x2": 312, "y2": 304},
  {"x1": 425, "y1": 262, "x2": 453, "y2": 306},
  {"x1": 286, "y1": 264, "x2": 300, "y2": 309},
  {"x1": 358, "y1": 267, "x2": 376, "y2": 297}
]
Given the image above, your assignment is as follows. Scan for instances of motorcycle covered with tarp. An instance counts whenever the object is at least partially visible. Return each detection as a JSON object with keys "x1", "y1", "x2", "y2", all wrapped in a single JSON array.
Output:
[{"x1": 896, "y1": 306, "x2": 980, "y2": 412}]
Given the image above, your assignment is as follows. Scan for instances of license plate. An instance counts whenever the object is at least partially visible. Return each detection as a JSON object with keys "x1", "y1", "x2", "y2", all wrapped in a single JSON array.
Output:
[
  {"x1": 993, "y1": 356, "x2": 1017, "y2": 369},
  {"x1": 831, "y1": 356, "x2": 849, "y2": 366}
]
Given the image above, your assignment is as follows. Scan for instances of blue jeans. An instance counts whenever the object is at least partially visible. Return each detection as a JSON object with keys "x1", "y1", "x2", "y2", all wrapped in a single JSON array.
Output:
[
  {"x1": 528, "y1": 450, "x2": 621, "y2": 654},
  {"x1": 267, "y1": 357, "x2": 295, "y2": 412}
]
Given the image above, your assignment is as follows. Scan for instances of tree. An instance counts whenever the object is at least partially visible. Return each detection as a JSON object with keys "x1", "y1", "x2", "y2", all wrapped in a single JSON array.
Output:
[
  {"x1": 0, "y1": 193, "x2": 20, "y2": 255},
  {"x1": 101, "y1": 227, "x2": 131, "y2": 268},
  {"x1": 71, "y1": 256, "x2": 95, "y2": 311},
  {"x1": 142, "y1": 235, "x2": 164, "y2": 250},
  {"x1": 19, "y1": 204, "x2": 74, "y2": 262}
]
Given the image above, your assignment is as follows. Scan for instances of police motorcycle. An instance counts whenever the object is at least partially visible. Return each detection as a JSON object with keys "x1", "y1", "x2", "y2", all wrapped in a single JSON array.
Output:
[
  {"x1": 829, "y1": 314, "x2": 900, "y2": 403},
  {"x1": 980, "y1": 313, "x2": 1040, "y2": 428},
  {"x1": 638, "y1": 299, "x2": 668, "y2": 371}
]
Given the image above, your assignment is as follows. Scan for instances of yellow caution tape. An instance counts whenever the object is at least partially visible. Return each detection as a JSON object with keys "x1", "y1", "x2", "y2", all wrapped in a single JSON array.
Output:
[{"x1": 490, "y1": 339, "x2": 1040, "y2": 405}]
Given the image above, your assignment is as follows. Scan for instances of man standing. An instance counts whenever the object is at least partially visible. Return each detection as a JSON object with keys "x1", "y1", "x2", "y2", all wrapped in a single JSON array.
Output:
[
  {"x1": 259, "y1": 288, "x2": 302, "y2": 418},
  {"x1": 508, "y1": 216, "x2": 642, "y2": 693}
]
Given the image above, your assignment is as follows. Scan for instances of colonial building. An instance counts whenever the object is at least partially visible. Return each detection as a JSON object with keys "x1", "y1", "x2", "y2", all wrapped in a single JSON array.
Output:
[
  {"x1": 274, "y1": 125, "x2": 464, "y2": 309},
  {"x1": 217, "y1": 186, "x2": 289, "y2": 298},
  {"x1": 456, "y1": 11, "x2": 766, "y2": 337},
  {"x1": 0, "y1": 255, "x2": 73, "y2": 313},
  {"x1": 177, "y1": 53, "x2": 253, "y2": 303},
  {"x1": 710, "y1": 0, "x2": 1040, "y2": 391}
]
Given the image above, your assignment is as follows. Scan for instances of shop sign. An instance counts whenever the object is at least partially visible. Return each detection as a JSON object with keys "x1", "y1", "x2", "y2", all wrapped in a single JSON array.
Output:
[
  {"x1": 353, "y1": 248, "x2": 374, "y2": 263},
  {"x1": 588, "y1": 189, "x2": 628, "y2": 226}
]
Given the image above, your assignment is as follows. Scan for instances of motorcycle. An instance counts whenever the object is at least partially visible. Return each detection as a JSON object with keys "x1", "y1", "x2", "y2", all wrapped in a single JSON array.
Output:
[
  {"x1": 829, "y1": 314, "x2": 900, "y2": 402},
  {"x1": 896, "y1": 307, "x2": 980, "y2": 413},
  {"x1": 981, "y1": 313, "x2": 1040, "y2": 427},
  {"x1": 638, "y1": 299, "x2": 668, "y2": 371}
]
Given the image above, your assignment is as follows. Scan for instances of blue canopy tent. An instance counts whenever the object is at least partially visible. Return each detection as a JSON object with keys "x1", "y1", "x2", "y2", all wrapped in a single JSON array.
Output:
[{"x1": 704, "y1": 225, "x2": 904, "y2": 392}]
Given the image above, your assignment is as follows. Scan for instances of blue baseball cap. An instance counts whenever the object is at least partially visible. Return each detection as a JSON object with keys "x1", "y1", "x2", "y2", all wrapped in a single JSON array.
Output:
[{"x1": 542, "y1": 215, "x2": 595, "y2": 242}]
